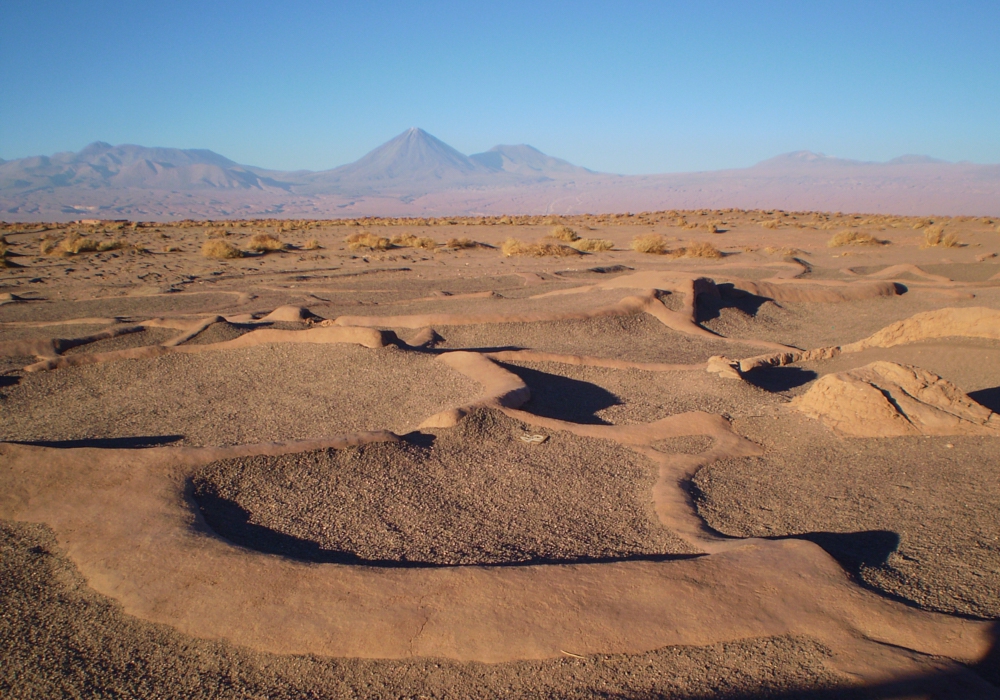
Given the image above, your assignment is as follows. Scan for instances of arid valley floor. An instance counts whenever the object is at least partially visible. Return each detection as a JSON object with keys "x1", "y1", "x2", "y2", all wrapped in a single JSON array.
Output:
[{"x1": 2, "y1": 210, "x2": 1000, "y2": 698}]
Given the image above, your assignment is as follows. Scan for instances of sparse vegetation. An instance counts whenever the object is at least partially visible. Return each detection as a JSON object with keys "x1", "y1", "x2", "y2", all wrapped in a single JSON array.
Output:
[
  {"x1": 765, "y1": 246, "x2": 804, "y2": 257},
  {"x1": 205, "y1": 227, "x2": 231, "y2": 238},
  {"x1": 827, "y1": 230, "x2": 888, "y2": 247},
  {"x1": 390, "y1": 233, "x2": 437, "y2": 249},
  {"x1": 549, "y1": 225, "x2": 580, "y2": 242},
  {"x1": 631, "y1": 234, "x2": 671, "y2": 254},
  {"x1": 922, "y1": 225, "x2": 961, "y2": 248},
  {"x1": 97, "y1": 238, "x2": 127, "y2": 252},
  {"x1": 760, "y1": 219, "x2": 780, "y2": 229},
  {"x1": 446, "y1": 237, "x2": 480, "y2": 249},
  {"x1": 570, "y1": 238, "x2": 614, "y2": 252},
  {"x1": 248, "y1": 233, "x2": 286, "y2": 252},
  {"x1": 501, "y1": 238, "x2": 582, "y2": 257},
  {"x1": 304, "y1": 239, "x2": 322, "y2": 250},
  {"x1": 345, "y1": 232, "x2": 391, "y2": 251},
  {"x1": 202, "y1": 239, "x2": 243, "y2": 259},
  {"x1": 163, "y1": 244, "x2": 181, "y2": 253},
  {"x1": 683, "y1": 241, "x2": 723, "y2": 259},
  {"x1": 0, "y1": 236, "x2": 9, "y2": 267}
]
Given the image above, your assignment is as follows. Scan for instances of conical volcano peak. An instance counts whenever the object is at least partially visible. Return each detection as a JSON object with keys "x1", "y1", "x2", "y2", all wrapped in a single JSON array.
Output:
[{"x1": 316, "y1": 128, "x2": 493, "y2": 187}]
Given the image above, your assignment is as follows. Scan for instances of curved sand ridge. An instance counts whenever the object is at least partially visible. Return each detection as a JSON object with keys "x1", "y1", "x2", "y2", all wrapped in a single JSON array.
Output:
[{"x1": 3, "y1": 262, "x2": 999, "y2": 689}]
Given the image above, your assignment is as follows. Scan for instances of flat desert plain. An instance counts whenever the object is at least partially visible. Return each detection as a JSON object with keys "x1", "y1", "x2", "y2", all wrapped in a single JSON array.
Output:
[{"x1": 1, "y1": 210, "x2": 1000, "y2": 699}]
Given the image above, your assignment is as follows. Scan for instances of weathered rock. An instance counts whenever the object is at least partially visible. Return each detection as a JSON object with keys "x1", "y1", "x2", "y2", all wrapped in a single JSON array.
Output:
[{"x1": 790, "y1": 361, "x2": 1000, "y2": 437}]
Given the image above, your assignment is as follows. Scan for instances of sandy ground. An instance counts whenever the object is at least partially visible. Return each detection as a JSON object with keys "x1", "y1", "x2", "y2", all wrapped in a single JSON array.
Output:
[{"x1": 2, "y1": 211, "x2": 1000, "y2": 697}]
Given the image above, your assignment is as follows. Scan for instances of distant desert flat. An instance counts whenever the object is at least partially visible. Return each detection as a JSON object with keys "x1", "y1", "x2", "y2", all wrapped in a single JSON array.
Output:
[{"x1": 2, "y1": 209, "x2": 1000, "y2": 698}]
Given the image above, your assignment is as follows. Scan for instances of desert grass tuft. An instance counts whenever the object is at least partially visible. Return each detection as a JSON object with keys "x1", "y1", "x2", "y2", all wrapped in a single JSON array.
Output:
[
  {"x1": 202, "y1": 239, "x2": 244, "y2": 259},
  {"x1": 390, "y1": 233, "x2": 437, "y2": 249},
  {"x1": 549, "y1": 225, "x2": 580, "y2": 242},
  {"x1": 922, "y1": 225, "x2": 961, "y2": 248},
  {"x1": 446, "y1": 237, "x2": 480, "y2": 249},
  {"x1": 570, "y1": 238, "x2": 614, "y2": 252},
  {"x1": 97, "y1": 238, "x2": 127, "y2": 252},
  {"x1": 682, "y1": 240, "x2": 724, "y2": 259},
  {"x1": 248, "y1": 233, "x2": 287, "y2": 252},
  {"x1": 345, "y1": 232, "x2": 391, "y2": 251},
  {"x1": 631, "y1": 234, "x2": 671, "y2": 255},
  {"x1": 304, "y1": 239, "x2": 322, "y2": 250},
  {"x1": 501, "y1": 237, "x2": 582, "y2": 257},
  {"x1": 827, "y1": 230, "x2": 888, "y2": 247}
]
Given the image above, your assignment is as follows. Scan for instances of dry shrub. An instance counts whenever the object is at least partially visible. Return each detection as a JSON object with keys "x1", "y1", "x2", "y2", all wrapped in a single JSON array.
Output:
[
  {"x1": 391, "y1": 233, "x2": 437, "y2": 249},
  {"x1": 501, "y1": 238, "x2": 581, "y2": 257},
  {"x1": 61, "y1": 233, "x2": 99, "y2": 255},
  {"x1": 304, "y1": 239, "x2": 322, "y2": 250},
  {"x1": 631, "y1": 234, "x2": 671, "y2": 254},
  {"x1": 446, "y1": 237, "x2": 479, "y2": 249},
  {"x1": 706, "y1": 219, "x2": 723, "y2": 233},
  {"x1": 549, "y1": 225, "x2": 580, "y2": 242},
  {"x1": 683, "y1": 241, "x2": 723, "y2": 259},
  {"x1": 202, "y1": 239, "x2": 243, "y2": 259},
  {"x1": 570, "y1": 238, "x2": 614, "y2": 252},
  {"x1": 922, "y1": 225, "x2": 961, "y2": 248},
  {"x1": 205, "y1": 227, "x2": 231, "y2": 238},
  {"x1": 0, "y1": 237, "x2": 8, "y2": 267},
  {"x1": 97, "y1": 238, "x2": 126, "y2": 252},
  {"x1": 760, "y1": 219, "x2": 780, "y2": 229},
  {"x1": 765, "y1": 246, "x2": 804, "y2": 257},
  {"x1": 827, "y1": 230, "x2": 888, "y2": 247},
  {"x1": 345, "y1": 232, "x2": 391, "y2": 251},
  {"x1": 163, "y1": 244, "x2": 181, "y2": 253},
  {"x1": 248, "y1": 233, "x2": 286, "y2": 252}
]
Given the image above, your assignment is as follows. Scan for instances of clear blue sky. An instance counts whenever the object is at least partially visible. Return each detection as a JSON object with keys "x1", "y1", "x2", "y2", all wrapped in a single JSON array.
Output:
[{"x1": 2, "y1": 1, "x2": 998, "y2": 173}]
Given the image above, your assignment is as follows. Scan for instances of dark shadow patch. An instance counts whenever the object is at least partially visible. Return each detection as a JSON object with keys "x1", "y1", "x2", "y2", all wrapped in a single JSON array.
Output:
[
  {"x1": 969, "y1": 386, "x2": 1000, "y2": 413},
  {"x1": 742, "y1": 366, "x2": 818, "y2": 392},
  {"x1": 789, "y1": 530, "x2": 901, "y2": 575},
  {"x1": 698, "y1": 283, "x2": 772, "y2": 323},
  {"x1": 893, "y1": 282, "x2": 909, "y2": 295},
  {"x1": 8, "y1": 435, "x2": 184, "y2": 449},
  {"x1": 400, "y1": 431, "x2": 436, "y2": 448},
  {"x1": 0, "y1": 375, "x2": 20, "y2": 387},
  {"x1": 498, "y1": 362, "x2": 621, "y2": 424}
]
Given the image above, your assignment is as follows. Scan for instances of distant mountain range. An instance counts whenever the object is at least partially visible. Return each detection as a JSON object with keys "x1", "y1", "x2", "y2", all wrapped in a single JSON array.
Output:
[{"x1": 2, "y1": 128, "x2": 997, "y2": 220}]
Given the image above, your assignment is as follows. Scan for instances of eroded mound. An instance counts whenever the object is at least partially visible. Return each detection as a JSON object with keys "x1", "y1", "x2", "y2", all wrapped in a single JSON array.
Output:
[
  {"x1": 193, "y1": 409, "x2": 692, "y2": 565},
  {"x1": 692, "y1": 413, "x2": 1000, "y2": 618},
  {"x1": 791, "y1": 361, "x2": 999, "y2": 437},
  {"x1": 0, "y1": 344, "x2": 481, "y2": 446}
]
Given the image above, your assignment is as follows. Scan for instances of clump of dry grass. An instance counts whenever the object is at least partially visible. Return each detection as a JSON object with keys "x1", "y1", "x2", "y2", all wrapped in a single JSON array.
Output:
[
  {"x1": 683, "y1": 241, "x2": 723, "y2": 259},
  {"x1": 760, "y1": 219, "x2": 780, "y2": 229},
  {"x1": 501, "y1": 237, "x2": 582, "y2": 257},
  {"x1": 247, "y1": 233, "x2": 286, "y2": 252},
  {"x1": 205, "y1": 227, "x2": 231, "y2": 238},
  {"x1": 764, "y1": 246, "x2": 804, "y2": 257},
  {"x1": 446, "y1": 237, "x2": 480, "y2": 249},
  {"x1": 345, "y1": 232, "x2": 391, "y2": 251},
  {"x1": 549, "y1": 225, "x2": 580, "y2": 242},
  {"x1": 202, "y1": 239, "x2": 243, "y2": 259},
  {"x1": 0, "y1": 236, "x2": 9, "y2": 268},
  {"x1": 304, "y1": 239, "x2": 322, "y2": 250},
  {"x1": 827, "y1": 230, "x2": 888, "y2": 247},
  {"x1": 390, "y1": 233, "x2": 437, "y2": 249},
  {"x1": 631, "y1": 234, "x2": 671, "y2": 254},
  {"x1": 706, "y1": 219, "x2": 723, "y2": 233},
  {"x1": 163, "y1": 244, "x2": 181, "y2": 253},
  {"x1": 41, "y1": 232, "x2": 99, "y2": 256},
  {"x1": 97, "y1": 238, "x2": 127, "y2": 252},
  {"x1": 922, "y1": 225, "x2": 961, "y2": 248},
  {"x1": 570, "y1": 238, "x2": 614, "y2": 252}
]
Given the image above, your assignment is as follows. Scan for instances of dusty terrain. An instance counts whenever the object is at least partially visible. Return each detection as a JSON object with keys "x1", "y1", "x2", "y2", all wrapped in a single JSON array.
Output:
[{"x1": 2, "y1": 209, "x2": 999, "y2": 698}]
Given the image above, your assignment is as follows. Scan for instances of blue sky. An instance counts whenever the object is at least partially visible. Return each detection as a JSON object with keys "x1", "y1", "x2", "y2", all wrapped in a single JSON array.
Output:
[{"x1": 2, "y1": 1, "x2": 998, "y2": 173}]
